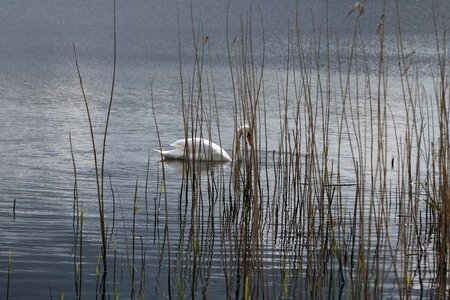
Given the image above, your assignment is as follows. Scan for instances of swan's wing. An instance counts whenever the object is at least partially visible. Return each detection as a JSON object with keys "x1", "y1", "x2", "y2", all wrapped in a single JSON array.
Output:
[
  {"x1": 170, "y1": 138, "x2": 188, "y2": 148},
  {"x1": 170, "y1": 138, "x2": 208, "y2": 149},
  {"x1": 189, "y1": 138, "x2": 231, "y2": 161}
]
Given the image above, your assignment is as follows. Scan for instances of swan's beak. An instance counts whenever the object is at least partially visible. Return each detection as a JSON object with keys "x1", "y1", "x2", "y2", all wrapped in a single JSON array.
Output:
[{"x1": 246, "y1": 133, "x2": 253, "y2": 146}]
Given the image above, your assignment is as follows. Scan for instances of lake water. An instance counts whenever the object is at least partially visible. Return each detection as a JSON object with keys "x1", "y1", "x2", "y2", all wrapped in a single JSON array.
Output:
[{"x1": 0, "y1": 0, "x2": 447, "y2": 298}]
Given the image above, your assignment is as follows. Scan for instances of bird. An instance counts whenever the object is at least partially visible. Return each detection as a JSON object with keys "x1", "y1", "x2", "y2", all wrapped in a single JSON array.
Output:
[{"x1": 154, "y1": 125, "x2": 252, "y2": 162}]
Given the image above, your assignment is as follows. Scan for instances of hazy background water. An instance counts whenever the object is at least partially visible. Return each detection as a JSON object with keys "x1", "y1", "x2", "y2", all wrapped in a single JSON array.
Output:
[{"x1": 0, "y1": 0, "x2": 445, "y2": 298}]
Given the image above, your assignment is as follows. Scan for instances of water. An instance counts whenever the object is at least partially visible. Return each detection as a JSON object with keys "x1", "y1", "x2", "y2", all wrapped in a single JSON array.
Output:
[{"x1": 0, "y1": 0, "x2": 447, "y2": 298}]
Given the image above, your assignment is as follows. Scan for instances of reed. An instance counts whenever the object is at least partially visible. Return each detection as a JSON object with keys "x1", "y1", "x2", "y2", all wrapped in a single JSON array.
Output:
[
  {"x1": 431, "y1": 1, "x2": 450, "y2": 297},
  {"x1": 6, "y1": 250, "x2": 12, "y2": 300},
  {"x1": 69, "y1": 132, "x2": 83, "y2": 299},
  {"x1": 69, "y1": 0, "x2": 450, "y2": 298},
  {"x1": 12, "y1": 199, "x2": 16, "y2": 221},
  {"x1": 131, "y1": 176, "x2": 138, "y2": 299},
  {"x1": 71, "y1": 0, "x2": 117, "y2": 297},
  {"x1": 152, "y1": 79, "x2": 172, "y2": 299}
]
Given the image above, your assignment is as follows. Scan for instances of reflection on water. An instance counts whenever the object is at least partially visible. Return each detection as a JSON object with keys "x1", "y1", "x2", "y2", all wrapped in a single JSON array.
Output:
[{"x1": 161, "y1": 159, "x2": 230, "y2": 174}]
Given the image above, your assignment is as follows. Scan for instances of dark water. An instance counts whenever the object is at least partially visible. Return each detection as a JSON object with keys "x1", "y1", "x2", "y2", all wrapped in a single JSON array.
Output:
[{"x1": 0, "y1": 0, "x2": 446, "y2": 298}]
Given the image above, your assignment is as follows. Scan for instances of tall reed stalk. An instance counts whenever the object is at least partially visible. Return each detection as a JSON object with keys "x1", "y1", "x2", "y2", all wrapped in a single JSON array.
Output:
[
  {"x1": 6, "y1": 250, "x2": 12, "y2": 300},
  {"x1": 70, "y1": 132, "x2": 83, "y2": 299},
  {"x1": 72, "y1": 0, "x2": 116, "y2": 297}
]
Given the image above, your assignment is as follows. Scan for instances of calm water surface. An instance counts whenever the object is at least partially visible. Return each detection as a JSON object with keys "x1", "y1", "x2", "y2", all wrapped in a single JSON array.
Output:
[{"x1": 0, "y1": 0, "x2": 445, "y2": 298}]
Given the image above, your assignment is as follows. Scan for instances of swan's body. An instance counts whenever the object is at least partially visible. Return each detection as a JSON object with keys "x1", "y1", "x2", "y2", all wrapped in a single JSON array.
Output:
[
  {"x1": 155, "y1": 125, "x2": 251, "y2": 162},
  {"x1": 155, "y1": 137, "x2": 232, "y2": 161}
]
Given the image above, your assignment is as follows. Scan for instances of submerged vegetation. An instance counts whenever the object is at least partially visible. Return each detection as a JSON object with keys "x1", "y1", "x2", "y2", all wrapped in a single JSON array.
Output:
[{"x1": 65, "y1": 0, "x2": 450, "y2": 299}]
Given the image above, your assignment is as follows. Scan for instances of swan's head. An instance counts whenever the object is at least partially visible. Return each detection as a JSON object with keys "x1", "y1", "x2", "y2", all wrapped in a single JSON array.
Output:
[{"x1": 237, "y1": 124, "x2": 252, "y2": 146}]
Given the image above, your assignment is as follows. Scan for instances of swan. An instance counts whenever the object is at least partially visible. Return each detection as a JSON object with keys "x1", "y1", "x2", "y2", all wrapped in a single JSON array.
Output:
[{"x1": 154, "y1": 125, "x2": 252, "y2": 162}]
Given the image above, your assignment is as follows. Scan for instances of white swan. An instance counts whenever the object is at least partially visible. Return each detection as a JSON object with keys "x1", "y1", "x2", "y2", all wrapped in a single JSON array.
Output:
[{"x1": 154, "y1": 125, "x2": 252, "y2": 162}]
